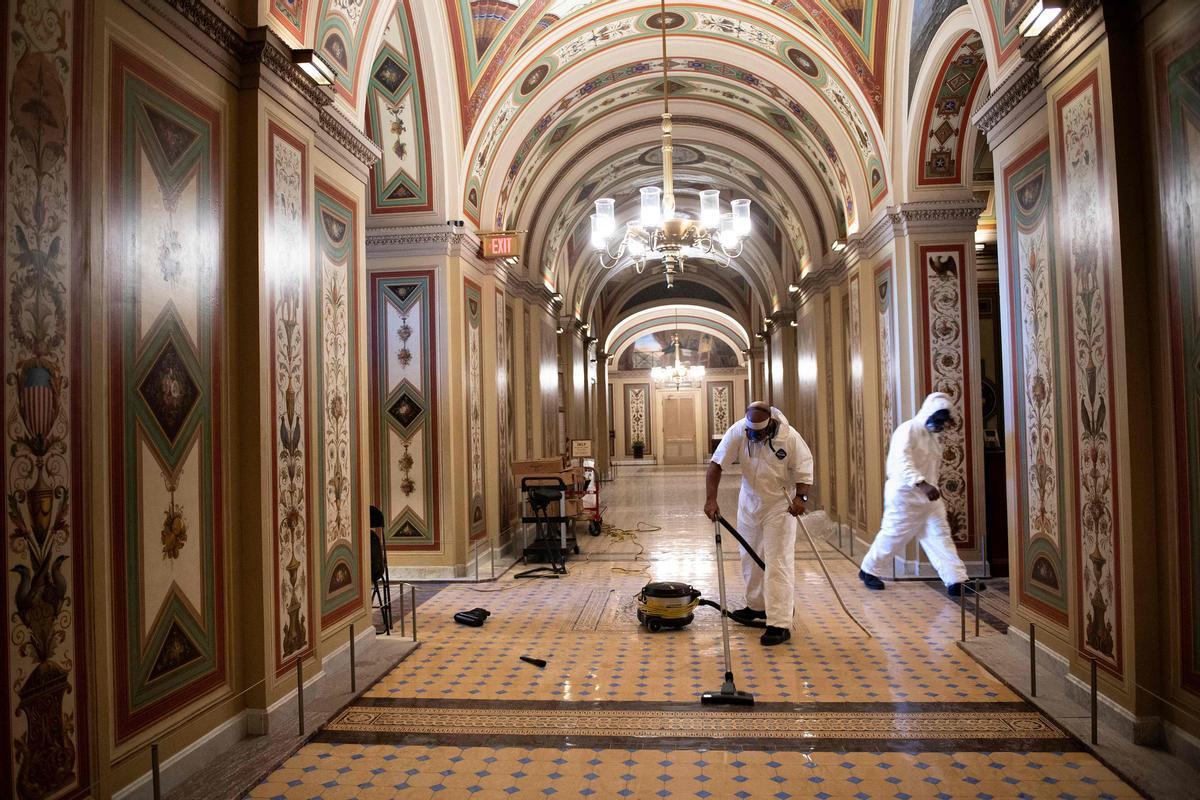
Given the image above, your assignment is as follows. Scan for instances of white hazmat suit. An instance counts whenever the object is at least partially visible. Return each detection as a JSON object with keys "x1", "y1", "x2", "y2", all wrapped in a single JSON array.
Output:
[
  {"x1": 859, "y1": 393, "x2": 969, "y2": 586},
  {"x1": 711, "y1": 407, "x2": 814, "y2": 629}
]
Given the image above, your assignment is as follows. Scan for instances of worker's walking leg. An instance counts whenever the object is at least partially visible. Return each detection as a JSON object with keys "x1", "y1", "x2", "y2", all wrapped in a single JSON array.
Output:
[
  {"x1": 917, "y1": 501, "x2": 969, "y2": 586},
  {"x1": 737, "y1": 513, "x2": 766, "y2": 612},
  {"x1": 760, "y1": 512, "x2": 797, "y2": 630},
  {"x1": 860, "y1": 488, "x2": 928, "y2": 578}
]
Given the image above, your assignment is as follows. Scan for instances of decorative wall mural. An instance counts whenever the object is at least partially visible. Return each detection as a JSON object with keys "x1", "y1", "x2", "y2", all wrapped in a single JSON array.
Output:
[
  {"x1": 500, "y1": 298, "x2": 517, "y2": 531},
  {"x1": 625, "y1": 384, "x2": 651, "y2": 455},
  {"x1": 981, "y1": 0, "x2": 1034, "y2": 75},
  {"x1": 875, "y1": 262, "x2": 897, "y2": 460},
  {"x1": 271, "y1": 0, "x2": 310, "y2": 42},
  {"x1": 707, "y1": 381, "x2": 733, "y2": 443},
  {"x1": 365, "y1": 2, "x2": 433, "y2": 213},
  {"x1": 541, "y1": 315, "x2": 559, "y2": 456},
  {"x1": 464, "y1": 280, "x2": 487, "y2": 542},
  {"x1": 524, "y1": 306, "x2": 534, "y2": 457},
  {"x1": 315, "y1": 181, "x2": 361, "y2": 625},
  {"x1": 1057, "y1": 71, "x2": 1122, "y2": 672},
  {"x1": 919, "y1": 32, "x2": 986, "y2": 186},
  {"x1": 1005, "y1": 138, "x2": 1068, "y2": 625},
  {"x1": 920, "y1": 245, "x2": 975, "y2": 550},
  {"x1": 371, "y1": 272, "x2": 440, "y2": 550},
  {"x1": 825, "y1": 294, "x2": 838, "y2": 515},
  {"x1": 3, "y1": 0, "x2": 90, "y2": 792},
  {"x1": 617, "y1": 330, "x2": 741, "y2": 371},
  {"x1": 908, "y1": 0, "x2": 967, "y2": 103},
  {"x1": 316, "y1": 0, "x2": 384, "y2": 105},
  {"x1": 268, "y1": 122, "x2": 314, "y2": 672},
  {"x1": 796, "y1": 311, "x2": 820, "y2": 507},
  {"x1": 1156, "y1": 25, "x2": 1200, "y2": 691},
  {"x1": 109, "y1": 46, "x2": 227, "y2": 741},
  {"x1": 847, "y1": 280, "x2": 867, "y2": 528}
]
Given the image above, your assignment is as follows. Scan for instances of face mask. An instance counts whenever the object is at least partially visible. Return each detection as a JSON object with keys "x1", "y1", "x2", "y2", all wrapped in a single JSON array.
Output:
[{"x1": 746, "y1": 415, "x2": 773, "y2": 442}]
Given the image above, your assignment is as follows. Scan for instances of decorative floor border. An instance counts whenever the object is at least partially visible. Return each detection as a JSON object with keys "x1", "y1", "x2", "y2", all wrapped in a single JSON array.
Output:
[{"x1": 314, "y1": 699, "x2": 1078, "y2": 753}]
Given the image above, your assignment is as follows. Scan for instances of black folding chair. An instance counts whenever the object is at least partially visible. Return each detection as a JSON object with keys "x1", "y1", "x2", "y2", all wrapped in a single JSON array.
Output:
[
  {"x1": 516, "y1": 477, "x2": 569, "y2": 579},
  {"x1": 369, "y1": 505, "x2": 393, "y2": 634}
]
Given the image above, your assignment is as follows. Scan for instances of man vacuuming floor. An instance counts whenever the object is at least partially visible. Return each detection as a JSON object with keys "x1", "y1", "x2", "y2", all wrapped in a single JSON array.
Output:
[{"x1": 704, "y1": 400, "x2": 813, "y2": 647}]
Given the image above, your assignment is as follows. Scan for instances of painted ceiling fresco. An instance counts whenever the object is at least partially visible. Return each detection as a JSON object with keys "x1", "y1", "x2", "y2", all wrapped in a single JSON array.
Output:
[
  {"x1": 316, "y1": 0, "x2": 386, "y2": 105},
  {"x1": 365, "y1": 2, "x2": 434, "y2": 212},
  {"x1": 616, "y1": 329, "x2": 742, "y2": 371}
]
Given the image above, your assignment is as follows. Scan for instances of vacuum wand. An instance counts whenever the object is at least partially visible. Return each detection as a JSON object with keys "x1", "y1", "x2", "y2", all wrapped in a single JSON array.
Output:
[
  {"x1": 701, "y1": 518, "x2": 755, "y2": 706},
  {"x1": 795, "y1": 515, "x2": 873, "y2": 639}
]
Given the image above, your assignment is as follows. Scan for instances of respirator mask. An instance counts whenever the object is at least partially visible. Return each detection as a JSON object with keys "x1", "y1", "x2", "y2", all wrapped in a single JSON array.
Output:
[{"x1": 745, "y1": 414, "x2": 774, "y2": 442}]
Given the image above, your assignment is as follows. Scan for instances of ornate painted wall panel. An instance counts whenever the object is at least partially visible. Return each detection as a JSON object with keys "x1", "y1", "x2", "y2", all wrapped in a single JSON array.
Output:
[
  {"x1": 314, "y1": 182, "x2": 361, "y2": 625},
  {"x1": 919, "y1": 244, "x2": 976, "y2": 549},
  {"x1": 825, "y1": 294, "x2": 837, "y2": 515},
  {"x1": 908, "y1": 0, "x2": 967, "y2": 103},
  {"x1": 370, "y1": 272, "x2": 440, "y2": 550},
  {"x1": 982, "y1": 0, "x2": 1034, "y2": 75},
  {"x1": 796, "y1": 311, "x2": 820, "y2": 507},
  {"x1": 500, "y1": 297, "x2": 517, "y2": 531},
  {"x1": 315, "y1": 0, "x2": 383, "y2": 106},
  {"x1": 625, "y1": 384, "x2": 651, "y2": 456},
  {"x1": 707, "y1": 381, "x2": 732, "y2": 444},
  {"x1": 108, "y1": 46, "x2": 227, "y2": 740},
  {"x1": 271, "y1": 0, "x2": 310, "y2": 43},
  {"x1": 541, "y1": 315, "x2": 559, "y2": 456},
  {"x1": 268, "y1": 122, "x2": 314, "y2": 673},
  {"x1": 875, "y1": 262, "x2": 897, "y2": 461},
  {"x1": 1056, "y1": 71, "x2": 1122, "y2": 673},
  {"x1": 1157, "y1": 23, "x2": 1200, "y2": 692},
  {"x1": 365, "y1": 2, "x2": 434, "y2": 213},
  {"x1": 464, "y1": 279, "x2": 487, "y2": 542},
  {"x1": 846, "y1": 280, "x2": 867, "y2": 528},
  {"x1": 3, "y1": 0, "x2": 91, "y2": 792},
  {"x1": 918, "y1": 32, "x2": 986, "y2": 186},
  {"x1": 524, "y1": 306, "x2": 534, "y2": 457},
  {"x1": 1005, "y1": 138, "x2": 1068, "y2": 625}
]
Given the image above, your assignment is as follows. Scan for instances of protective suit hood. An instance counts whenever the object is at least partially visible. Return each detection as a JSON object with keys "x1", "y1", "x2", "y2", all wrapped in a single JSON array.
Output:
[
  {"x1": 913, "y1": 393, "x2": 953, "y2": 426},
  {"x1": 765, "y1": 406, "x2": 792, "y2": 436}
]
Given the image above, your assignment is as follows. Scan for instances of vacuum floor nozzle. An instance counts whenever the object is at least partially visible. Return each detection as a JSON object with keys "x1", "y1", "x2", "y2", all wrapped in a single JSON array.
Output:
[{"x1": 700, "y1": 675, "x2": 755, "y2": 706}]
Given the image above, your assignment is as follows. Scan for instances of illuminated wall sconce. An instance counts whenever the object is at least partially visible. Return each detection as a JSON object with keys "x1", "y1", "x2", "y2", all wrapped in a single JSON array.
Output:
[
  {"x1": 831, "y1": 239, "x2": 847, "y2": 253},
  {"x1": 1018, "y1": 0, "x2": 1064, "y2": 37},
  {"x1": 789, "y1": 320, "x2": 798, "y2": 328},
  {"x1": 552, "y1": 293, "x2": 563, "y2": 304},
  {"x1": 293, "y1": 49, "x2": 336, "y2": 85},
  {"x1": 555, "y1": 327, "x2": 564, "y2": 335},
  {"x1": 975, "y1": 242, "x2": 985, "y2": 252},
  {"x1": 788, "y1": 283, "x2": 800, "y2": 294}
]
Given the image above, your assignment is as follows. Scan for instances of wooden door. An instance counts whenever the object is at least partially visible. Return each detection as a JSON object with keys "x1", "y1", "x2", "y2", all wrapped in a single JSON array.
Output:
[{"x1": 662, "y1": 394, "x2": 697, "y2": 464}]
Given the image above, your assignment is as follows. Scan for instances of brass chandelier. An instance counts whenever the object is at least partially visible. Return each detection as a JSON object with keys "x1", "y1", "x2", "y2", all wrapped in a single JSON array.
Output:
[{"x1": 590, "y1": 0, "x2": 752, "y2": 288}]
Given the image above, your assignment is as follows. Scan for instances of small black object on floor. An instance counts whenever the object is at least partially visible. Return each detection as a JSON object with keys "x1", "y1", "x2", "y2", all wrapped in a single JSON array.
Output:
[
  {"x1": 453, "y1": 608, "x2": 491, "y2": 627},
  {"x1": 520, "y1": 656, "x2": 547, "y2": 668}
]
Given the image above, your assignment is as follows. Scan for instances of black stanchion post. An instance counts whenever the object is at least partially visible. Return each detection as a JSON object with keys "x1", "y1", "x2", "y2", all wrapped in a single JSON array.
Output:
[
  {"x1": 1030, "y1": 623, "x2": 1037, "y2": 697},
  {"x1": 974, "y1": 578, "x2": 981, "y2": 637},
  {"x1": 151, "y1": 743, "x2": 162, "y2": 800},
  {"x1": 411, "y1": 585, "x2": 418, "y2": 641},
  {"x1": 399, "y1": 581, "x2": 406, "y2": 638},
  {"x1": 960, "y1": 585, "x2": 966, "y2": 642},
  {"x1": 296, "y1": 657, "x2": 305, "y2": 737},
  {"x1": 1091, "y1": 658, "x2": 1099, "y2": 745},
  {"x1": 349, "y1": 623, "x2": 356, "y2": 694}
]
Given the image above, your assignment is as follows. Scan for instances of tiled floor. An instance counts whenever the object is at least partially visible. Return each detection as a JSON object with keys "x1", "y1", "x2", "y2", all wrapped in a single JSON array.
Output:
[{"x1": 248, "y1": 466, "x2": 1139, "y2": 799}]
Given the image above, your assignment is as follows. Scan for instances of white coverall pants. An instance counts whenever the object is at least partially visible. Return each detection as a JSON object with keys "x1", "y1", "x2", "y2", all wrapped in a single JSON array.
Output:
[
  {"x1": 859, "y1": 482, "x2": 968, "y2": 586},
  {"x1": 736, "y1": 499, "x2": 796, "y2": 630}
]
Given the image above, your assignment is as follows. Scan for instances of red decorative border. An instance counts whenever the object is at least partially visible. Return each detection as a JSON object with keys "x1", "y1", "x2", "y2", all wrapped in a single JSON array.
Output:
[
  {"x1": 1003, "y1": 136, "x2": 1069, "y2": 627},
  {"x1": 369, "y1": 270, "x2": 442, "y2": 551},
  {"x1": 267, "y1": 120, "x2": 316, "y2": 677},
  {"x1": 917, "y1": 31, "x2": 988, "y2": 187},
  {"x1": 366, "y1": 0, "x2": 435, "y2": 214},
  {"x1": 1055, "y1": 70, "x2": 1123, "y2": 676},
  {"x1": 269, "y1": 0, "x2": 309, "y2": 45},
  {"x1": 918, "y1": 242, "x2": 976, "y2": 550},
  {"x1": 315, "y1": 177, "x2": 365, "y2": 627},
  {"x1": 108, "y1": 44, "x2": 228, "y2": 741}
]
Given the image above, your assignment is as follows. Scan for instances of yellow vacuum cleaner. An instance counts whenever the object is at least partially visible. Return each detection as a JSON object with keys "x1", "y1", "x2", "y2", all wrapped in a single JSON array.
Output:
[{"x1": 636, "y1": 582, "x2": 706, "y2": 632}]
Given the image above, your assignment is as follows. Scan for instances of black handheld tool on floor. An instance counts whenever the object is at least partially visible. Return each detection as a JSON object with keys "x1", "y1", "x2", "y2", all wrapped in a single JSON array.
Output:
[
  {"x1": 520, "y1": 656, "x2": 547, "y2": 668},
  {"x1": 453, "y1": 608, "x2": 491, "y2": 627},
  {"x1": 701, "y1": 516, "x2": 755, "y2": 707}
]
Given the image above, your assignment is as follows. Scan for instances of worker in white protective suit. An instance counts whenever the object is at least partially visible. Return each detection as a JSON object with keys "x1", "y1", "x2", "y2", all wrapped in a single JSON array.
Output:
[
  {"x1": 858, "y1": 392, "x2": 977, "y2": 596},
  {"x1": 704, "y1": 402, "x2": 814, "y2": 646}
]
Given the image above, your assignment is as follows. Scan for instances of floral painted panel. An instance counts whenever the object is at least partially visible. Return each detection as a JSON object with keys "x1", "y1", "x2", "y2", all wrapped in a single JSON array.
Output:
[
  {"x1": 1157, "y1": 24, "x2": 1200, "y2": 691},
  {"x1": 315, "y1": 182, "x2": 361, "y2": 625},
  {"x1": 541, "y1": 315, "x2": 559, "y2": 457},
  {"x1": 3, "y1": 0, "x2": 91, "y2": 792},
  {"x1": 524, "y1": 306, "x2": 534, "y2": 458},
  {"x1": 847, "y1": 279, "x2": 867, "y2": 528},
  {"x1": 1005, "y1": 138, "x2": 1068, "y2": 624},
  {"x1": 464, "y1": 280, "x2": 487, "y2": 542},
  {"x1": 1057, "y1": 71, "x2": 1122, "y2": 672},
  {"x1": 498, "y1": 292, "x2": 516, "y2": 533},
  {"x1": 707, "y1": 381, "x2": 733, "y2": 446},
  {"x1": 625, "y1": 384, "x2": 650, "y2": 456},
  {"x1": 875, "y1": 263, "x2": 897, "y2": 460},
  {"x1": 920, "y1": 245, "x2": 976, "y2": 550},
  {"x1": 271, "y1": 0, "x2": 309, "y2": 42},
  {"x1": 825, "y1": 294, "x2": 837, "y2": 515},
  {"x1": 268, "y1": 122, "x2": 313, "y2": 673},
  {"x1": 109, "y1": 47, "x2": 227, "y2": 740},
  {"x1": 796, "y1": 311, "x2": 820, "y2": 508},
  {"x1": 372, "y1": 273, "x2": 439, "y2": 549}
]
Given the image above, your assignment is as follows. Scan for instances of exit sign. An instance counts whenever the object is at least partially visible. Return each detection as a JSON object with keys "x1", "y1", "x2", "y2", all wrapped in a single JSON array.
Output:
[{"x1": 481, "y1": 231, "x2": 524, "y2": 259}]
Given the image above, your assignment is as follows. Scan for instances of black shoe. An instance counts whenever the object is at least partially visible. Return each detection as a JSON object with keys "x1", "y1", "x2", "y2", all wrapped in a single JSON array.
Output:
[
  {"x1": 760, "y1": 626, "x2": 791, "y2": 646},
  {"x1": 859, "y1": 570, "x2": 885, "y2": 590},
  {"x1": 947, "y1": 582, "x2": 987, "y2": 597},
  {"x1": 729, "y1": 607, "x2": 767, "y2": 627}
]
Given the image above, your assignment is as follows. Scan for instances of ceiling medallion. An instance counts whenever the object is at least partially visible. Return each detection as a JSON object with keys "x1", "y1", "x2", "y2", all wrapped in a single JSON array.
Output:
[{"x1": 590, "y1": 0, "x2": 751, "y2": 289}]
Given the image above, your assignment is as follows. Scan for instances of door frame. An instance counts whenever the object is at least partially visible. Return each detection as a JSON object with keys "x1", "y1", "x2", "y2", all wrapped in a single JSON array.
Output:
[{"x1": 655, "y1": 387, "x2": 705, "y2": 464}]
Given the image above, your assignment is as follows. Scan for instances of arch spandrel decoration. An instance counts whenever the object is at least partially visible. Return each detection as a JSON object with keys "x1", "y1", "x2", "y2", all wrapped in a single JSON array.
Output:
[
  {"x1": 315, "y1": 0, "x2": 391, "y2": 108},
  {"x1": 915, "y1": 30, "x2": 987, "y2": 188}
]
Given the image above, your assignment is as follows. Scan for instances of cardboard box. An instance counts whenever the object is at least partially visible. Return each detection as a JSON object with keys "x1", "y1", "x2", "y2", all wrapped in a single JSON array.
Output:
[{"x1": 511, "y1": 457, "x2": 565, "y2": 476}]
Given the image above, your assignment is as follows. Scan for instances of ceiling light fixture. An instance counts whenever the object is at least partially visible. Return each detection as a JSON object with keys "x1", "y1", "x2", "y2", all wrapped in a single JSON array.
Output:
[
  {"x1": 293, "y1": 49, "x2": 336, "y2": 85},
  {"x1": 590, "y1": 0, "x2": 751, "y2": 288},
  {"x1": 650, "y1": 309, "x2": 706, "y2": 389},
  {"x1": 831, "y1": 239, "x2": 847, "y2": 253},
  {"x1": 1018, "y1": 0, "x2": 1064, "y2": 37},
  {"x1": 788, "y1": 283, "x2": 800, "y2": 294}
]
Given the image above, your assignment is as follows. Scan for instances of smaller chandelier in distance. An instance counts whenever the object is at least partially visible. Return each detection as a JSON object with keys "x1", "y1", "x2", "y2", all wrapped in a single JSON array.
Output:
[
  {"x1": 589, "y1": 0, "x2": 752, "y2": 288},
  {"x1": 650, "y1": 332, "x2": 706, "y2": 389}
]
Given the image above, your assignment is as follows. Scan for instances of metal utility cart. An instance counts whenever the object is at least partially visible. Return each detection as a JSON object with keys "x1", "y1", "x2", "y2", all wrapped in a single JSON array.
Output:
[
  {"x1": 517, "y1": 476, "x2": 576, "y2": 578},
  {"x1": 568, "y1": 462, "x2": 604, "y2": 536}
]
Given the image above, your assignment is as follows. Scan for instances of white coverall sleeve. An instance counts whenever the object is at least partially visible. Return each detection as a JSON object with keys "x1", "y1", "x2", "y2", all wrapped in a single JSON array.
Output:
[
  {"x1": 891, "y1": 425, "x2": 930, "y2": 487},
  {"x1": 711, "y1": 423, "x2": 743, "y2": 470},
  {"x1": 787, "y1": 431, "x2": 814, "y2": 485}
]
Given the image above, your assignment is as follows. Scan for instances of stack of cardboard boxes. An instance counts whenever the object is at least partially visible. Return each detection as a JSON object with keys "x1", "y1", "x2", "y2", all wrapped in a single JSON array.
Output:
[{"x1": 511, "y1": 456, "x2": 587, "y2": 519}]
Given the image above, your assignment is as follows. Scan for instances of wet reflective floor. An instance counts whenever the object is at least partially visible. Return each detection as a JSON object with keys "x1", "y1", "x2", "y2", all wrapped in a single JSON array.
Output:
[{"x1": 248, "y1": 466, "x2": 1138, "y2": 798}]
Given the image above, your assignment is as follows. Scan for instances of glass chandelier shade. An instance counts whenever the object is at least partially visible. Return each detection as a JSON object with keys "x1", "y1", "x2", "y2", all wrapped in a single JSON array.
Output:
[
  {"x1": 650, "y1": 332, "x2": 706, "y2": 389},
  {"x1": 590, "y1": 0, "x2": 752, "y2": 288}
]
